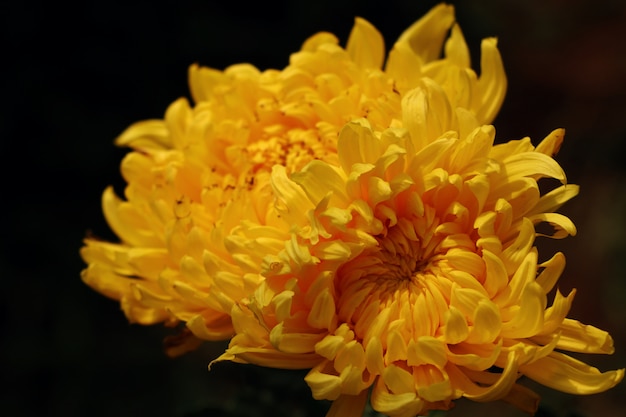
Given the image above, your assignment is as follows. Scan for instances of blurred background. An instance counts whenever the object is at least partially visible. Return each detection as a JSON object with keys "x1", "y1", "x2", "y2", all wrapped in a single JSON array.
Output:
[{"x1": 1, "y1": 0, "x2": 625, "y2": 416}]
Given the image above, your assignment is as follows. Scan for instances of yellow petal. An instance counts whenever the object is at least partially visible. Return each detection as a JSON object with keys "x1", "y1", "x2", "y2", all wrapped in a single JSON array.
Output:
[
  {"x1": 402, "y1": 79, "x2": 455, "y2": 150},
  {"x1": 500, "y1": 218, "x2": 535, "y2": 276},
  {"x1": 300, "y1": 31, "x2": 339, "y2": 52},
  {"x1": 501, "y1": 281, "x2": 546, "y2": 338},
  {"x1": 382, "y1": 364, "x2": 415, "y2": 395},
  {"x1": 551, "y1": 318, "x2": 617, "y2": 354},
  {"x1": 529, "y1": 212, "x2": 577, "y2": 238},
  {"x1": 185, "y1": 313, "x2": 233, "y2": 341},
  {"x1": 365, "y1": 336, "x2": 385, "y2": 375},
  {"x1": 346, "y1": 17, "x2": 384, "y2": 69},
  {"x1": 453, "y1": 350, "x2": 520, "y2": 402},
  {"x1": 115, "y1": 119, "x2": 171, "y2": 150},
  {"x1": 443, "y1": 306, "x2": 469, "y2": 344},
  {"x1": 535, "y1": 128, "x2": 565, "y2": 156},
  {"x1": 187, "y1": 63, "x2": 225, "y2": 103},
  {"x1": 385, "y1": 329, "x2": 408, "y2": 363},
  {"x1": 446, "y1": 341, "x2": 500, "y2": 371},
  {"x1": 535, "y1": 251, "x2": 566, "y2": 294},
  {"x1": 307, "y1": 287, "x2": 337, "y2": 329},
  {"x1": 414, "y1": 365, "x2": 453, "y2": 402},
  {"x1": 537, "y1": 289, "x2": 575, "y2": 336},
  {"x1": 270, "y1": 165, "x2": 314, "y2": 225},
  {"x1": 527, "y1": 184, "x2": 579, "y2": 216},
  {"x1": 371, "y1": 376, "x2": 426, "y2": 417},
  {"x1": 502, "y1": 151, "x2": 566, "y2": 183},
  {"x1": 102, "y1": 186, "x2": 161, "y2": 247},
  {"x1": 467, "y1": 300, "x2": 502, "y2": 344},
  {"x1": 407, "y1": 336, "x2": 447, "y2": 368},
  {"x1": 291, "y1": 160, "x2": 349, "y2": 207},
  {"x1": 337, "y1": 119, "x2": 381, "y2": 171},
  {"x1": 393, "y1": 3, "x2": 455, "y2": 64},
  {"x1": 444, "y1": 24, "x2": 470, "y2": 68},
  {"x1": 81, "y1": 263, "x2": 132, "y2": 300},
  {"x1": 482, "y1": 249, "x2": 508, "y2": 298},
  {"x1": 520, "y1": 352, "x2": 625, "y2": 394},
  {"x1": 335, "y1": 340, "x2": 366, "y2": 373},
  {"x1": 305, "y1": 362, "x2": 342, "y2": 400},
  {"x1": 326, "y1": 391, "x2": 368, "y2": 417},
  {"x1": 475, "y1": 37, "x2": 507, "y2": 124}
]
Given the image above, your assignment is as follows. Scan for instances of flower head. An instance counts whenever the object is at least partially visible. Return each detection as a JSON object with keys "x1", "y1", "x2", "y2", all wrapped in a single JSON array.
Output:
[
  {"x1": 217, "y1": 94, "x2": 623, "y2": 415},
  {"x1": 81, "y1": 4, "x2": 506, "y2": 351},
  {"x1": 81, "y1": 3, "x2": 623, "y2": 415}
]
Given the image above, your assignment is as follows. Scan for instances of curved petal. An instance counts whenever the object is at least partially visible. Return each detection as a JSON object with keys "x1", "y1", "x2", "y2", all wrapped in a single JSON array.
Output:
[
  {"x1": 476, "y1": 37, "x2": 507, "y2": 124},
  {"x1": 346, "y1": 17, "x2": 385, "y2": 69},
  {"x1": 520, "y1": 352, "x2": 625, "y2": 395}
]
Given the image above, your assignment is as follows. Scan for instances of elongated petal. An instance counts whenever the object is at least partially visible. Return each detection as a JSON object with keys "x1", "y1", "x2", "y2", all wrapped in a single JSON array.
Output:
[
  {"x1": 393, "y1": 3, "x2": 455, "y2": 64},
  {"x1": 115, "y1": 119, "x2": 171, "y2": 150},
  {"x1": 326, "y1": 391, "x2": 369, "y2": 417},
  {"x1": 520, "y1": 352, "x2": 624, "y2": 394},
  {"x1": 346, "y1": 18, "x2": 384, "y2": 69},
  {"x1": 476, "y1": 38, "x2": 507, "y2": 124}
]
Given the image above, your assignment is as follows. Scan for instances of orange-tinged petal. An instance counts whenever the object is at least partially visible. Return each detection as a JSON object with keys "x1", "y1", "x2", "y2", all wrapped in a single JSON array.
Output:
[
  {"x1": 365, "y1": 336, "x2": 385, "y2": 375},
  {"x1": 185, "y1": 313, "x2": 233, "y2": 341},
  {"x1": 326, "y1": 391, "x2": 369, "y2": 417},
  {"x1": 383, "y1": 364, "x2": 416, "y2": 395},
  {"x1": 371, "y1": 377, "x2": 426, "y2": 417},
  {"x1": 269, "y1": 322, "x2": 324, "y2": 354},
  {"x1": 414, "y1": 365, "x2": 453, "y2": 402},
  {"x1": 407, "y1": 336, "x2": 447, "y2": 368},
  {"x1": 307, "y1": 287, "x2": 337, "y2": 329}
]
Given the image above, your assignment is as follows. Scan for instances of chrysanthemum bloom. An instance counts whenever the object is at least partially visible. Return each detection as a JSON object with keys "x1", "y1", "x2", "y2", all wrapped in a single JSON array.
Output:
[
  {"x1": 215, "y1": 79, "x2": 623, "y2": 415},
  {"x1": 81, "y1": 4, "x2": 507, "y2": 353}
]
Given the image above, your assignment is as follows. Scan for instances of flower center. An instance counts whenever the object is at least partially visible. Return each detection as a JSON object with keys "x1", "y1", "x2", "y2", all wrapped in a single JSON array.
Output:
[
  {"x1": 371, "y1": 227, "x2": 430, "y2": 283},
  {"x1": 336, "y1": 213, "x2": 446, "y2": 336},
  {"x1": 247, "y1": 127, "x2": 338, "y2": 174}
]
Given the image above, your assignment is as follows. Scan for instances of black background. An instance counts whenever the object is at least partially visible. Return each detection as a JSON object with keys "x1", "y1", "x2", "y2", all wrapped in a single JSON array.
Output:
[{"x1": 2, "y1": 1, "x2": 625, "y2": 416}]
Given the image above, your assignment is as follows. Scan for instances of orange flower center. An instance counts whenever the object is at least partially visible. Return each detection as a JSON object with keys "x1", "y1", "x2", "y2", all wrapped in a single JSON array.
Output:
[{"x1": 336, "y1": 206, "x2": 448, "y2": 341}]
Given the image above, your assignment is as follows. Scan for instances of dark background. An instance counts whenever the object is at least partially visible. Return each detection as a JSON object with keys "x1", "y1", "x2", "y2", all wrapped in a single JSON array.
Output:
[{"x1": 2, "y1": 0, "x2": 625, "y2": 416}]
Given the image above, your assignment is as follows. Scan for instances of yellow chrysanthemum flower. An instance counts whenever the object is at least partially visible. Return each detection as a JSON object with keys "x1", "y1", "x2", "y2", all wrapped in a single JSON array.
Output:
[
  {"x1": 81, "y1": 4, "x2": 506, "y2": 351},
  {"x1": 81, "y1": 3, "x2": 623, "y2": 415},
  {"x1": 215, "y1": 83, "x2": 623, "y2": 415}
]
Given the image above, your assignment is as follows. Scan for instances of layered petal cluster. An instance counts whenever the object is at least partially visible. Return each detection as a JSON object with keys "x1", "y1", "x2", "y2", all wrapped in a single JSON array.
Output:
[
  {"x1": 81, "y1": 4, "x2": 506, "y2": 351},
  {"x1": 217, "y1": 98, "x2": 623, "y2": 415},
  {"x1": 80, "y1": 3, "x2": 623, "y2": 416}
]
